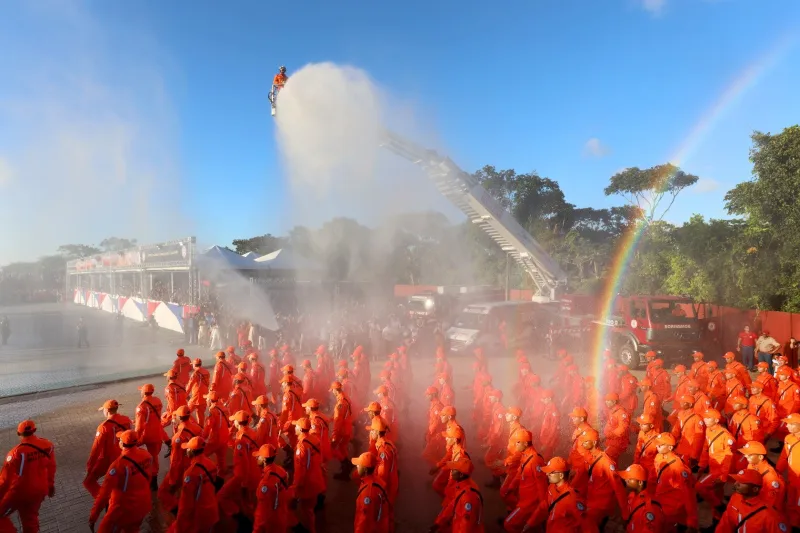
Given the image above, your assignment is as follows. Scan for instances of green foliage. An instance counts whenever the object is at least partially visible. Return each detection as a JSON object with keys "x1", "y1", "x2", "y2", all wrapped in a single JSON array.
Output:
[
  {"x1": 231, "y1": 234, "x2": 286, "y2": 256},
  {"x1": 605, "y1": 164, "x2": 698, "y2": 223}
]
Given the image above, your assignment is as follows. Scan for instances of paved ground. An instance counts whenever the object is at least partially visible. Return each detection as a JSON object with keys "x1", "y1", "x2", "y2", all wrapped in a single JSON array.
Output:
[{"x1": 0, "y1": 303, "x2": 205, "y2": 398}]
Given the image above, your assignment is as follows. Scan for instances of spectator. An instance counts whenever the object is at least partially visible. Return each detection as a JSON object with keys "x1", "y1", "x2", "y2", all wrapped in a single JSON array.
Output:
[
  {"x1": 755, "y1": 330, "x2": 781, "y2": 374},
  {"x1": 737, "y1": 325, "x2": 758, "y2": 371},
  {"x1": 785, "y1": 336, "x2": 799, "y2": 369}
]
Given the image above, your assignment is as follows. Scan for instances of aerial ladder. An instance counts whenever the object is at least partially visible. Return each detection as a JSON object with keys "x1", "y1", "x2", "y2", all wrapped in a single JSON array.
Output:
[{"x1": 380, "y1": 130, "x2": 568, "y2": 302}]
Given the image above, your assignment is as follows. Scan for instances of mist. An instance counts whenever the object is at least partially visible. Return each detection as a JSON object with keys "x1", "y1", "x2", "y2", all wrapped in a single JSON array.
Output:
[
  {"x1": 0, "y1": 2, "x2": 187, "y2": 264},
  {"x1": 273, "y1": 62, "x2": 474, "y2": 290}
]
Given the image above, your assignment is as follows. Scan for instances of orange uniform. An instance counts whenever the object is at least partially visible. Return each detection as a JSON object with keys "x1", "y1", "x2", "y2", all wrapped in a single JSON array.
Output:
[
  {"x1": 168, "y1": 452, "x2": 220, "y2": 533},
  {"x1": 750, "y1": 391, "x2": 780, "y2": 438},
  {"x1": 618, "y1": 370, "x2": 639, "y2": 413},
  {"x1": 218, "y1": 425, "x2": 260, "y2": 518},
  {"x1": 423, "y1": 396, "x2": 446, "y2": 464},
  {"x1": 331, "y1": 392, "x2": 354, "y2": 462},
  {"x1": 724, "y1": 376, "x2": 746, "y2": 416},
  {"x1": 164, "y1": 379, "x2": 188, "y2": 425},
  {"x1": 690, "y1": 357, "x2": 709, "y2": 390},
  {"x1": 623, "y1": 491, "x2": 665, "y2": 532},
  {"x1": 353, "y1": 475, "x2": 390, "y2": 533},
  {"x1": 134, "y1": 392, "x2": 166, "y2": 477},
  {"x1": 671, "y1": 408, "x2": 705, "y2": 464},
  {"x1": 640, "y1": 390, "x2": 663, "y2": 432},
  {"x1": 202, "y1": 398, "x2": 230, "y2": 473},
  {"x1": 172, "y1": 352, "x2": 193, "y2": 388},
  {"x1": 187, "y1": 365, "x2": 210, "y2": 426},
  {"x1": 89, "y1": 444, "x2": 152, "y2": 533},
  {"x1": 538, "y1": 398, "x2": 560, "y2": 457},
  {"x1": 248, "y1": 358, "x2": 267, "y2": 399},
  {"x1": 653, "y1": 450, "x2": 698, "y2": 528},
  {"x1": 211, "y1": 356, "x2": 234, "y2": 399},
  {"x1": 715, "y1": 491, "x2": 788, "y2": 532},
  {"x1": 434, "y1": 477, "x2": 485, "y2": 533},
  {"x1": 0, "y1": 429, "x2": 56, "y2": 533},
  {"x1": 602, "y1": 405, "x2": 630, "y2": 462},
  {"x1": 633, "y1": 428, "x2": 660, "y2": 488},
  {"x1": 254, "y1": 408, "x2": 280, "y2": 449},
  {"x1": 253, "y1": 463, "x2": 291, "y2": 533},
  {"x1": 697, "y1": 422, "x2": 734, "y2": 509},
  {"x1": 158, "y1": 417, "x2": 202, "y2": 510},
  {"x1": 273, "y1": 73, "x2": 288, "y2": 87},
  {"x1": 650, "y1": 366, "x2": 671, "y2": 404},
  {"x1": 757, "y1": 370, "x2": 779, "y2": 402},
  {"x1": 777, "y1": 429, "x2": 800, "y2": 527},
  {"x1": 750, "y1": 459, "x2": 786, "y2": 511},
  {"x1": 84, "y1": 412, "x2": 132, "y2": 497},
  {"x1": 292, "y1": 431, "x2": 325, "y2": 532},
  {"x1": 526, "y1": 480, "x2": 589, "y2": 532},
  {"x1": 503, "y1": 446, "x2": 546, "y2": 532},
  {"x1": 573, "y1": 448, "x2": 627, "y2": 523}
]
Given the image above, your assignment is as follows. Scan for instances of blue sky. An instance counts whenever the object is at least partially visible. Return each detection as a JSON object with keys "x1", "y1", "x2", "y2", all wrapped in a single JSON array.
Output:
[{"x1": 0, "y1": 0, "x2": 798, "y2": 261}]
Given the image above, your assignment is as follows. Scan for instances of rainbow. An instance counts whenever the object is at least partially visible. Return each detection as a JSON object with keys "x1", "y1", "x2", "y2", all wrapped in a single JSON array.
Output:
[{"x1": 590, "y1": 34, "x2": 795, "y2": 379}]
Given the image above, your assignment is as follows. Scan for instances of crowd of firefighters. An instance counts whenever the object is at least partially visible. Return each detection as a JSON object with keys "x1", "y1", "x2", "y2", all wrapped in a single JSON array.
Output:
[{"x1": 3, "y1": 342, "x2": 800, "y2": 532}]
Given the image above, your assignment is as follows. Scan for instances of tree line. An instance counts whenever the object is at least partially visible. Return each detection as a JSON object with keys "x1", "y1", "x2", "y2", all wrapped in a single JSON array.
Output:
[{"x1": 4, "y1": 125, "x2": 799, "y2": 311}]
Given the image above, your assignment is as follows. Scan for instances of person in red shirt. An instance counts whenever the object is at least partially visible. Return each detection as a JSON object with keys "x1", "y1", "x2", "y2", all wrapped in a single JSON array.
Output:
[{"x1": 738, "y1": 324, "x2": 758, "y2": 371}]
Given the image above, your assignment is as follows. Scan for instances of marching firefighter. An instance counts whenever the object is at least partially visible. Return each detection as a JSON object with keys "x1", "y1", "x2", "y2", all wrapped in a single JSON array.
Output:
[
  {"x1": 171, "y1": 348, "x2": 192, "y2": 388},
  {"x1": 696, "y1": 408, "x2": 734, "y2": 520},
  {"x1": 253, "y1": 395, "x2": 280, "y2": 448},
  {"x1": 211, "y1": 350, "x2": 234, "y2": 400},
  {"x1": 187, "y1": 358, "x2": 210, "y2": 426},
  {"x1": 602, "y1": 393, "x2": 630, "y2": 462},
  {"x1": 352, "y1": 452, "x2": 390, "y2": 533},
  {"x1": 252, "y1": 444, "x2": 292, "y2": 533},
  {"x1": 88, "y1": 430, "x2": 151, "y2": 533},
  {"x1": 218, "y1": 410, "x2": 260, "y2": 524},
  {"x1": 0, "y1": 420, "x2": 56, "y2": 533},
  {"x1": 201, "y1": 390, "x2": 230, "y2": 478},
  {"x1": 331, "y1": 380, "x2": 355, "y2": 479},
  {"x1": 291, "y1": 417, "x2": 326, "y2": 533},
  {"x1": 158, "y1": 405, "x2": 202, "y2": 512},
  {"x1": 617, "y1": 464, "x2": 666, "y2": 532},
  {"x1": 715, "y1": 469, "x2": 788, "y2": 532},
  {"x1": 134, "y1": 383, "x2": 168, "y2": 489},
  {"x1": 167, "y1": 436, "x2": 220, "y2": 533},
  {"x1": 430, "y1": 457, "x2": 485, "y2": 533},
  {"x1": 83, "y1": 399, "x2": 132, "y2": 498},
  {"x1": 502, "y1": 429, "x2": 547, "y2": 533}
]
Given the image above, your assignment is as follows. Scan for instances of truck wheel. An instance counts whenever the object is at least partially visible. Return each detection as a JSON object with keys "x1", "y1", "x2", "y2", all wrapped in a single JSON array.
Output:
[{"x1": 618, "y1": 342, "x2": 639, "y2": 370}]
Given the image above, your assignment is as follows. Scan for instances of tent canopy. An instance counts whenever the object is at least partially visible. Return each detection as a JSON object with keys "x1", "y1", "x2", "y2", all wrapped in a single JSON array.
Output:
[
  {"x1": 197, "y1": 246, "x2": 264, "y2": 270},
  {"x1": 255, "y1": 248, "x2": 322, "y2": 271}
]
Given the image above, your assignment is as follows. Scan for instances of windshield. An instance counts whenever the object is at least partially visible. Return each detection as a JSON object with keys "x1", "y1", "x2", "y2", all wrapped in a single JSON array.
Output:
[
  {"x1": 408, "y1": 300, "x2": 427, "y2": 312},
  {"x1": 452, "y1": 311, "x2": 487, "y2": 330},
  {"x1": 648, "y1": 300, "x2": 696, "y2": 322}
]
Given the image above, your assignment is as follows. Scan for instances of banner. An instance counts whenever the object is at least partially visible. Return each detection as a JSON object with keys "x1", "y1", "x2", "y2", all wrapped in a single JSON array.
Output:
[{"x1": 67, "y1": 237, "x2": 195, "y2": 272}]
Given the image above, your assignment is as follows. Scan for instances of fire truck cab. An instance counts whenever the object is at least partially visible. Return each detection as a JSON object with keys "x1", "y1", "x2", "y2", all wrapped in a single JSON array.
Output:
[{"x1": 602, "y1": 295, "x2": 705, "y2": 369}]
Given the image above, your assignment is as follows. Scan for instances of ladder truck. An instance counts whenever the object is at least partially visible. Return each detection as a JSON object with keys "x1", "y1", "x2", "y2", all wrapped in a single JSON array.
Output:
[{"x1": 380, "y1": 130, "x2": 568, "y2": 302}]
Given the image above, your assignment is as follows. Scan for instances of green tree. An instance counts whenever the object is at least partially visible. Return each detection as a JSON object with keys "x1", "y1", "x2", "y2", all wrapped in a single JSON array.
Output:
[
  {"x1": 231, "y1": 234, "x2": 286, "y2": 256},
  {"x1": 725, "y1": 125, "x2": 800, "y2": 310},
  {"x1": 98, "y1": 237, "x2": 138, "y2": 252},
  {"x1": 604, "y1": 164, "x2": 697, "y2": 224},
  {"x1": 56, "y1": 244, "x2": 101, "y2": 259}
]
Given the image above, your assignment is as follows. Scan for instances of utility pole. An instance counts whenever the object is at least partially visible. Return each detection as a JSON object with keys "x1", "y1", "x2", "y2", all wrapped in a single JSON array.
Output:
[{"x1": 505, "y1": 253, "x2": 510, "y2": 301}]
